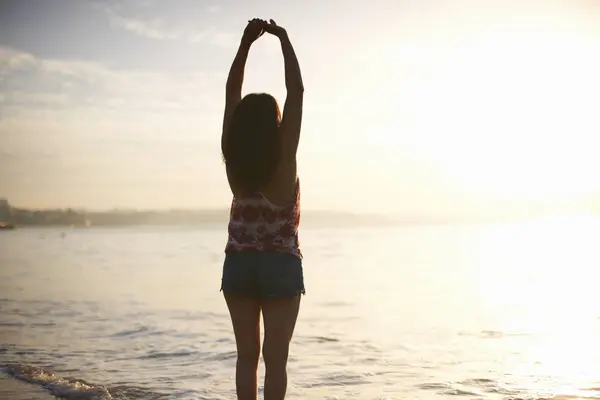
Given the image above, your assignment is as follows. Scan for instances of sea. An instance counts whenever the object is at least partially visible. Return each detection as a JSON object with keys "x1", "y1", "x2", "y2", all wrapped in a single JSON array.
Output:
[{"x1": 1, "y1": 215, "x2": 600, "y2": 400}]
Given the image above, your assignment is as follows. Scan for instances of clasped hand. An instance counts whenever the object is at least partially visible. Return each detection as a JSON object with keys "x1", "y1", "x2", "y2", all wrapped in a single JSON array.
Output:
[{"x1": 242, "y1": 18, "x2": 287, "y2": 44}]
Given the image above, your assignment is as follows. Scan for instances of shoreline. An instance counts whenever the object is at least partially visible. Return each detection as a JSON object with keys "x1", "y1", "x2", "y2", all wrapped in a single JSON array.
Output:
[{"x1": 0, "y1": 374, "x2": 55, "y2": 400}]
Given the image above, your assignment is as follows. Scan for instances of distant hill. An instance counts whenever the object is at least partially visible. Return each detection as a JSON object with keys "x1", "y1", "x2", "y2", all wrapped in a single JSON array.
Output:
[
  {"x1": 6, "y1": 206, "x2": 400, "y2": 228},
  {"x1": 5, "y1": 197, "x2": 600, "y2": 228}
]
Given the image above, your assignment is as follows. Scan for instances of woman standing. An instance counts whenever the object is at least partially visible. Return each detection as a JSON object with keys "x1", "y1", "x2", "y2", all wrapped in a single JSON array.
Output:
[{"x1": 220, "y1": 18, "x2": 305, "y2": 400}]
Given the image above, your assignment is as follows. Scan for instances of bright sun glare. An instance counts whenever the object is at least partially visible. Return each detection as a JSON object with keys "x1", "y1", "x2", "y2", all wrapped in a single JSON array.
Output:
[{"x1": 396, "y1": 26, "x2": 600, "y2": 202}]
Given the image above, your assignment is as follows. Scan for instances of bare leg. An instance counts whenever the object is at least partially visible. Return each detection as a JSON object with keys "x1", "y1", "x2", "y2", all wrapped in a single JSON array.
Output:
[
  {"x1": 224, "y1": 294, "x2": 262, "y2": 400},
  {"x1": 261, "y1": 295, "x2": 301, "y2": 400}
]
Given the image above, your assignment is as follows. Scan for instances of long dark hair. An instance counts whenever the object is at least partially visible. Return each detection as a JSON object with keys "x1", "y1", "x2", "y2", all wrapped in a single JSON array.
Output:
[{"x1": 223, "y1": 93, "x2": 282, "y2": 195}]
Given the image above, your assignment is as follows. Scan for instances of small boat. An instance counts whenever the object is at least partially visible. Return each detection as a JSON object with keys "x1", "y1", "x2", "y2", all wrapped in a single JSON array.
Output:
[{"x1": 0, "y1": 222, "x2": 15, "y2": 230}]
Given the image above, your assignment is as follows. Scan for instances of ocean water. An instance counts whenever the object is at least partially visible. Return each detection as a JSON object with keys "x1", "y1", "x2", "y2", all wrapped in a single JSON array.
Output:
[{"x1": 1, "y1": 215, "x2": 600, "y2": 400}]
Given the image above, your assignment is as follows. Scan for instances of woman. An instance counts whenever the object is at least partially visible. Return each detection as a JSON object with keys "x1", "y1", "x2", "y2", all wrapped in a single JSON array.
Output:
[{"x1": 220, "y1": 18, "x2": 305, "y2": 400}]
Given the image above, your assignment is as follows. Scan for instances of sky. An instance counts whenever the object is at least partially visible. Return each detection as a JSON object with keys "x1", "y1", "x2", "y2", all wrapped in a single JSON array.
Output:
[{"x1": 1, "y1": 0, "x2": 600, "y2": 218}]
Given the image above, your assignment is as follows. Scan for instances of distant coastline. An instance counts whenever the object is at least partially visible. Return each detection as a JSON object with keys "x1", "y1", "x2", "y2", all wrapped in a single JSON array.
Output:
[
  {"x1": 1, "y1": 199, "x2": 598, "y2": 229},
  {"x1": 0, "y1": 204, "x2": 401, "y2": 228}
]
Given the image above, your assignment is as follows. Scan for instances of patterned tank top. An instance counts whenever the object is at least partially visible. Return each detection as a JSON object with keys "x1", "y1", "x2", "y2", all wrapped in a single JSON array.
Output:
[{"x1": 225, "y1": 179, "x2": 302, "y2": 259}]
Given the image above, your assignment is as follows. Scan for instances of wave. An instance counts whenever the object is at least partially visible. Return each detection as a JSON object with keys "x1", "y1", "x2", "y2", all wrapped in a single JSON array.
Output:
[{"x1": 1, "y1": 363, "x2": 169, "y2": 400}]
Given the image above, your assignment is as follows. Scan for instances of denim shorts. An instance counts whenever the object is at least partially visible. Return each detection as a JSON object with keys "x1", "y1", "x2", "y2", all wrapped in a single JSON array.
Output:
[{"x1": 221, "y1": 251, "x2": 305, "y2": 300}]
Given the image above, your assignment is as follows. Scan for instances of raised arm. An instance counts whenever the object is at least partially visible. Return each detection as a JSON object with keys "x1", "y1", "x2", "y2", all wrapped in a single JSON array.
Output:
[
  {"x1": 265, "y1": 20, "x2": 304, "y2": 159},
  {"x1": 221, "y1": 19, "x2": 265, "y2": 154}
]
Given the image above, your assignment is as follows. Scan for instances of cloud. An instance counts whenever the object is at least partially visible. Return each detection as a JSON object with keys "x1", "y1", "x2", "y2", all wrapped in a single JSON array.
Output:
[
  {"x1": 0, "y1": 46, "x2": 224, "y2": 123},
  {"x1": 106, "y1": 10, "x2": 176, "y2": 40},
  {"x1": 95, "y1": 2, "x2": 236, "y2": 47},
  {"x1": 3, "y1": 91, "x2": 69, "y2": 106},
  {"x1": 0, "y1": 47, "x2": 37, "y2": 79}
]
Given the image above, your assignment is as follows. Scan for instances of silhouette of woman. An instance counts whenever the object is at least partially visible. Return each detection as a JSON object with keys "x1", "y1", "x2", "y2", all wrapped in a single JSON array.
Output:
[{"x1": 220, "y1": 18, "x2": 305, "y2": 400}]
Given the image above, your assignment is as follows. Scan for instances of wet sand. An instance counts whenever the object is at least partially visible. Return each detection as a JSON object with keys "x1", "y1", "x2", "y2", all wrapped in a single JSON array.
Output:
[{"x1": 0, "y1": 374, "x2": 55, "y2": 400}]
